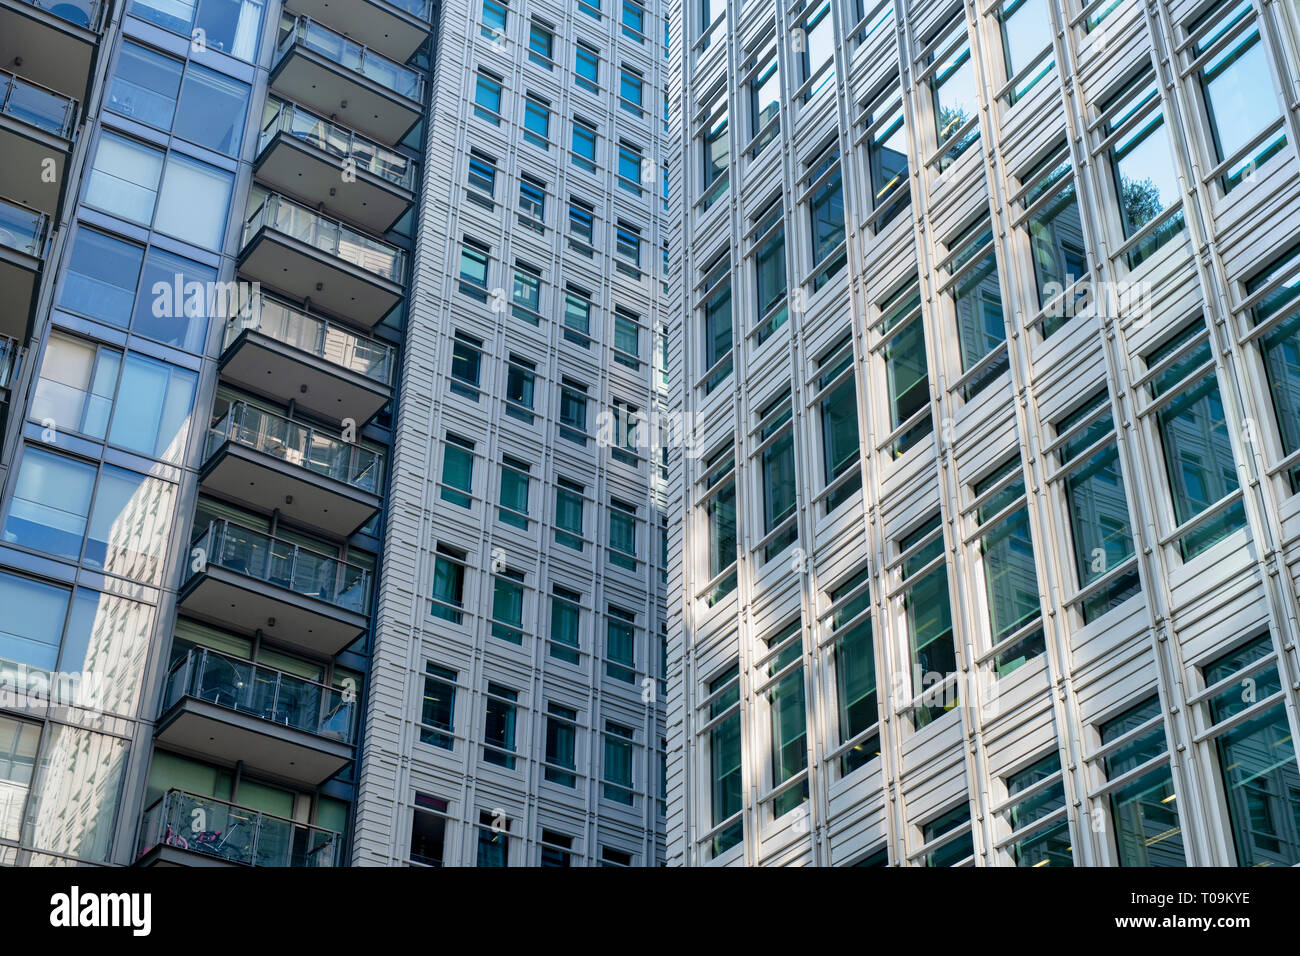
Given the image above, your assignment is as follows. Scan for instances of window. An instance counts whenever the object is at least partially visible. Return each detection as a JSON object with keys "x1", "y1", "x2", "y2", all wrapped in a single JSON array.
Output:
[
  {"x1": 796, "y1": 0, "x2": 835, "y2": 99},
  {"x1": 601, "y1": 846, "x2": 633, "y2": 866},
  {"x1": 549, "y1": 585, "x2": 582, "y2": 664},
  {"x1": 605, "y1": 605, "x2": 636, "y2": 682},
  {"x1": 1053, "y1": 391, "x2": 1141, "y2": 621},
  {"x1": 431, "y1": 544, "x2": 467, "y2": 623},
  {"x1": 617, "y1": 141, "x2": 645, "y2": 195},
  {"x1": 806, "y1": 142, "x2": 846, "y2": 289},
  {"x1": 518, "y1": 177, "x2": 546, "y2": 231},
  {"x1": 613, "y1": 307, "x2": 641, "y2": 368},
  {"x1": 701, "y1": 254, "x2": 733, "y2": 392},
  {"x1": 559, "y1": 378, "x2": 589, "y2": 443},
  {"x1": 490, "y1": 569, "x2": 526, "y2": 644},
  {"x1": 420, "y1": 664, "x2": 457, "y2": 749},
  {"x1": 474, "y1": 70, "x2": 504, "y2": 123},
  {"x1": 615, "y1": 221, "x2": 643, "y2": 275},
  {"x1": 817, "y1": 337, "x2": 861, "y2": 512},
  {"x1": 467, "y1": 150, "x2": 497, "y2": 206},
  {"x1": 563, "y1": 284, "x2": 593, "y2": 346},
  {"x1": 108, "y1": 42, "x2": 180, "y2": 132},
  {"x1": 610, "y1": 399, "x2": 641, "y2": 466},
  {"x1": 1246, "y1": 242, "x2": 1300, "y2": 493},
  {"x1": 504, "y1": 354, "x2": 536, "y2": 422},
  {"x1": 483, "y1": 683, "x2": 519, "y2": 769},
  {"x1": 1018, "y1": 145, "x2": 1087, "y2": 334},
  {"x1": 510, "y1": 265, "x2": 542, "y2": 327},
  {"x1": 920, "y1": 802, "x2": 974, "y2": 867},
  {"x1": 1096, "y1": 696, "x2": 1184, "y2": 866},
  {"x1": 458, "y1": 239, "x2": 490, "y2": 301},
  {"x1": 579, "y1": 0, "x2": 601, "y2": 19},
  {"x1": 762, "y1": 620, "x2": 807, "y2": 817},
  {"x1": 619, "y1": 66, "x2": 645, "y2": 117},
  {"x1": 898, "y1": 515, "x2": 957, "y2": 727},
  {"x1": 621, "y1": 0, "x2": 646, "y2": 40},
  {"x1": 32, "y1": 333, "x2": 197, "y2": 464},
  {"x1": 969, "y1": 457, "x2": 1045, "y2": 676},
  {"x1": 1144, "y1": 320, "x2": 1246, "y2": 558},
  {"x1": 707, "y1": 663, "x2": 743, "y2": 856},
  {"x1": 173, "y1": 64, "x2": 249, "y2": 156},
  {"x1": 749, "y1": 49, "x2": 780, "y2": 158},
  {"x1": 449, "y1": 331, "x2": 484, "y2": 399},
  {"x1": 569, "y1": 197, "x2": 596, "y2": 252},
  {"x1": 864, "y1": 83, "x2": 909, "y2": 230},
  {"x1": 476, "y1": 810, "x2": 510, "y2": 866},
  {"x1": 830, "y1": 568, "x2": 879, "y2": 775},
  {"x1": 875, "y1": 277, "x2": 932, "y2": 457},
  {"x1": 1191, "y1": 0, "x2": 1286, "y2": 192},
  {"x1": 609, "y1": 500, "x2": 638, "y2": 570},
  {"x1": 758, "y1": 391, "x2": 797, "y2": 561},
  {"x1": 945, "y1": 216, "x2": 1009, "y2": 400},
  {"x1": 571, "y1": 119, "x2": 599, "y2": 174},
  {"x1": 701, "y1": 446, "x2": 737, "y2": 603},
  {"x1": 1102, "y1": 73, "x2": 1184, "y2": 268},
  {"x1": 528, "y1": 20, "x2": 555, "y2": 66},
  {"x1": 481, "y1": 0, "x2": 507, "y2": 39},
  {"x1": 741, "y1": 211, "x2": 785, "y2": 350},
  {"x1": 523, "y1": 93, "x2": 552, "y2": 149},
  {"x1": 440, "y1": 433, "x2": 475, "y2": 507},
  {"x1": 540, "y1": 829, "x2": 572, "y2": 866},
  {"x1": 1000, "y1": 753, "x2": 1072, "y2": 866},
  {"x1": 129, "y1": 0, "x2": 264, "y2": 62},
  {"x1": 602, "y1": 721, "x2": 634, "y2": 804},
  {"x1": 554, "y1": 479, "x2": 585, "y2": 551},
  {"x1": 1200, "y1": 635, "x2": 1300, "y2": 866},
  {"x1": 996, "y1": 0, "x2": 1054, "y2": 104},
  {"x1": 409, "y1": 794, "x2": 448, "y2": 866},
  {"x1": 498, "y1": 456, "x2": 531, "y2": 529},
  {"x1": 701, "y1": 92, "x2": 729, "y2": 208},
  {"x1": 544, "y1": 704, "x2": 578, "y2": 786},
  {"x1": 928, "y1": 16, "x2": 979, "y2": 169},
  {"x1": 575, "y1": 43, "x2": 601, "y2": 93}
]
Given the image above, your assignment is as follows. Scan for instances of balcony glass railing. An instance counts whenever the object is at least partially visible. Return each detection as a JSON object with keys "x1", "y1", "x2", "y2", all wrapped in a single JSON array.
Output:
[
  {"x1": 224, "y1": 293, "x2": 394, "y2": 386},
  {"x1": 382, "y1": 0, "x2": 433, "y2": 20},
  {"x1": 242, "y1": 192, "x2": 405, "y2": 283},
  {"x1": 190, "y1": 519, "x2": 372, "y2": 615},
  {"x1": 0, "y1": 197, "x2": 49, "y2": 258},
  {"x1": 0, "y1": 69, "x2": 76, "y2": 137},
  {"x1": 0, "y1": 337, "x2": 22, "y2": 390},
  {"x1": 163, "y1": 647, "x2": 357, "y2": 743},
  {"x1": 138, "y1": 789, "x2": 342, "y2": 867},
  {"x1": 207, "y1": 401, "x2": 385, "y2": 493},
  {"x1": 17, "y1": 0, "x2": 104, "y2": 30},
  {"x1": 275, "y1": 15, "x2": 425, "y2": 102},
  {"x1": 259, "y1": 98, "x2": 416, "y2": 190}
]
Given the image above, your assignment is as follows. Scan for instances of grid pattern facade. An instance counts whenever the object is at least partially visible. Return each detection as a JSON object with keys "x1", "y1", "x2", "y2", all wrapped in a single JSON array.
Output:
[{"x1": 665, "y1": 0, "x2": 1300, "y2": 866}]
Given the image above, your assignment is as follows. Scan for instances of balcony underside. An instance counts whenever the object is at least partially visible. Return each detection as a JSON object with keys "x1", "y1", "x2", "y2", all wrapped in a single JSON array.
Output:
[
  {"x1": 238, "y1": 227, "x2": 401, "y2": 328},
  {"x1": 157, "y1": 698, "x2": 352, "y2": 787},
  {"x1": 270, "y1": 45, "x2": 419, "y2": 147},
  {"x1": 255, "y1": 131, "x2": 413, "y2": 235},
  {"x1": 201, "y1": 439, "x2": 381, "y2": 538},
  {"x1": 0, "y1": 252, "x2": 40, "y2": 340},
  {"x1": 0, "y1": 122, "x2": 68, "y2": 216},
  {"x1": 178, "y1": 565, "x2": 367, "y2": 659},
  {"x1": 0, "y1": 2, "x2": 96, "y2": 102},
  {"x1": 285, "y1": 0, "x2": 430, "y2": 63},
  {"x1": 221, "y1": 328, "x2": 390, "y2": 426},
  {"x1": 135, "y1": 844, "x2": 238, "y2": 867}
]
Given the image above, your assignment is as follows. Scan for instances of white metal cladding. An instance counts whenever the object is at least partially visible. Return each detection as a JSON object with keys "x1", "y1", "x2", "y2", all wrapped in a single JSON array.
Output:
[{"x1": 666, "y1": 0, "x2": 1300, "y2": 865}]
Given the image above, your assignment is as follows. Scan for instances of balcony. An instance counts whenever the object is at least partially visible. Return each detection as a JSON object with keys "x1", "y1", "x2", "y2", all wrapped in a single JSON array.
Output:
[
  {"x1": 0, "y1": 68, "x2": 76, "y2": 217},
  {"x1": 155, "y1": 647, "x2": 355, "y2": 787},
  {"x1": 201, "y1": 401, "x2": 384, "y2": 537},
  {"x1": 0, "y1": 0, "x2": 105, "y2": 103},
  {"x1": 221, "y1": 293, "x2": 393, "y2": 426},
  {"x1": 238, "y1": 192, "x2": 405, "y2": 327},
  {"x1": 271, "y1": 15, "x2": 423, "y2": 146},
  {"x1": 0, "y1": 195, "x2": 48, "y2": 339},
  {"x1": 179, "y1": 519, "x2": 371, "y2": 658},
  {"x1": 255, "y1": 98, "x2": 415, "y2": 234},
  {"x1": 285, "y1": 0, "x2": 431, "y2": 63},
  {"x1": 137, "y1": 790, "x2": 342, "y2": 867}
]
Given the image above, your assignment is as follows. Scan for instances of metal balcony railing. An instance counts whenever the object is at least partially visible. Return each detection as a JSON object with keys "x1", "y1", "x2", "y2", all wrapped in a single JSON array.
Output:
[
  {"x1": 275, "y1": 15, "x2": 425, "y2": 102},
  {"x1": 0, "y1": 337, "x2": 22, "y2": 389},
  {"x1": 224, "y1": 293, "x2": 394, "y2": 386},
  {"x1": 241, "y1": 191, "x2": 406, "y2": 283},
  {"x1": 0, "y1": 196, "x2": 49, "y2": 258},
  {"x1": 189, "y1": 519, "x2": 372, "y2": 615},
  {"x1": 138, "y1": 789, "x2": 342, "y2": 867},
  {"x1": 259, "y1": 98, "x2": 415, "y2": 191},
  {"x1": 163, "y1": 646, "x2": 357, "y2": 744},
  {"x1": 0, "y1": 68, "x2": 76, "y2": 137},
  {"x1": 207, "y1": 400, "x2": 385, "y2": 493},
  {"x1": 17, "y1": 0, "x2": 105, "y2": 30}
]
